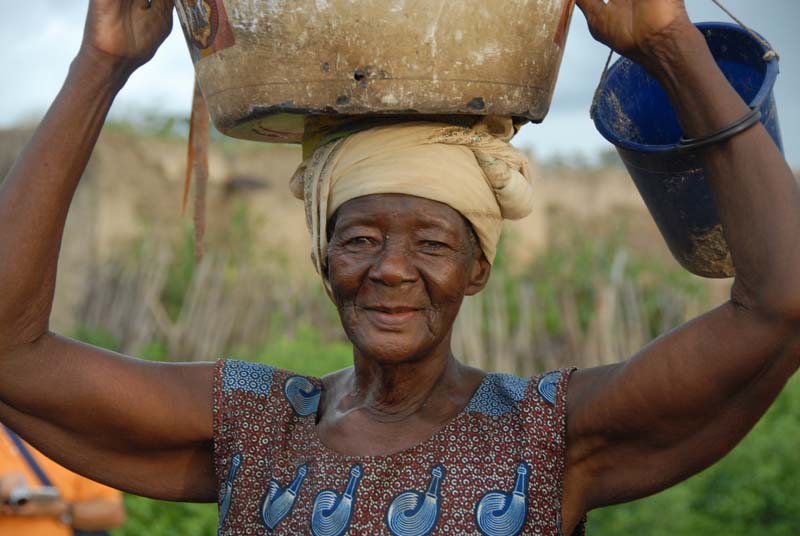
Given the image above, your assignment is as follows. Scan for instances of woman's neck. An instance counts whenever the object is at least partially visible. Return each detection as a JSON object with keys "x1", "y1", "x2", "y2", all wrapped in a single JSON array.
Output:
[
  {"x1": 316, "y1": 340, "x2": 486, "y2": 456},
  {"x1": 344, "y1": 344, "x2": 473, "y2": 423}
]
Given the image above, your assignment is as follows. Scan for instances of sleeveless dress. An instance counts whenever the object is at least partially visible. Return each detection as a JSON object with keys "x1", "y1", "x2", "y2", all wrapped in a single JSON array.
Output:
[{"x1": 213, "y1": 360, "x2": 586, "y2": 536}]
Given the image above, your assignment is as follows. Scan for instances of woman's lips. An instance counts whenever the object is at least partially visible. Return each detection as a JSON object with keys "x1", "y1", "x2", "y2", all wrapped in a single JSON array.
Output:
[
  {"x1": 362, "y1": 306, "x2": 422, "y2": 327},
  {"x1": 368, "y1": 306, "x2": 419, "y2": 313}
]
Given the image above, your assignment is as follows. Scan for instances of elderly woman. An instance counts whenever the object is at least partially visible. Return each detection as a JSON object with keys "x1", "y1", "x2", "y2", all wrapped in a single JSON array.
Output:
[{"x1": 0, "y1": 0, "x2": 798, "y2": 535}]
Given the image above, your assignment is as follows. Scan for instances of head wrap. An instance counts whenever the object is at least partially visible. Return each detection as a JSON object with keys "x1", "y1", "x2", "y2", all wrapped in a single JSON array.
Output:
[{"x1": 289, "y1": 116, "x2": 535, "y2": 288}]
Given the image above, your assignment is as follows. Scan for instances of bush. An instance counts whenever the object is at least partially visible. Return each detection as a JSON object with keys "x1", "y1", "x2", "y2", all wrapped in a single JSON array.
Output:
[
  {"x1": 247, "y1": 324, "x2": 353, "y2": 376},
  {"x1": 589, "y1": 374, "x2": 800, "y2": 536},
  {"x1": 114, "y1": 496, "x2": 218, "y2": 536}
]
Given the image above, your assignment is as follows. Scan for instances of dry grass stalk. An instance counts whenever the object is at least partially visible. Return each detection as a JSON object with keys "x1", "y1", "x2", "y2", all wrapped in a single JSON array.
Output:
[{"x1": 453, "y1": 251, "x2": 702, "y2": 374}]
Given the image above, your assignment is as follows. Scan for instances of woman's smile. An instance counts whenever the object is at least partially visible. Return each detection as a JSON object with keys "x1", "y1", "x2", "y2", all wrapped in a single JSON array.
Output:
[{"x1": 361, "y1": 305, "x2": 426, "y2": 330}]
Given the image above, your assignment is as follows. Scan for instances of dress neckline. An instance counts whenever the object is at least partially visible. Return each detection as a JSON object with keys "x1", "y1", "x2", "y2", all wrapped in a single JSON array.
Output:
[{"x1": 308, "y1": 371, "x2": 496, "y2": 461}]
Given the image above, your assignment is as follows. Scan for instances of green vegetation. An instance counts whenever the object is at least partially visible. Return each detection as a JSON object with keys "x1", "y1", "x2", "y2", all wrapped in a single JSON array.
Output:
[
  {"x1": 118, "y1": 497, "x2": 218, "y2": 536},
  {"x1": 160, "y1": 227, "x2": 199, "y2": 321},
  {"x1": 589, "y1": 374, "x2": 800, "y2": 535},
  {"x1": 249, "y1": 324, "x2": 353, "y2": 377},
  {"x1": 494, "y1": 227, "x2": 707, "y2": 338}
]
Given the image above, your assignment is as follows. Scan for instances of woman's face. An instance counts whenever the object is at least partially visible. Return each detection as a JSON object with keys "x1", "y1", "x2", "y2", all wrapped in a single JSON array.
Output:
[{"x1": 327, "y1": 194, "x2": 491, "y2": 364}]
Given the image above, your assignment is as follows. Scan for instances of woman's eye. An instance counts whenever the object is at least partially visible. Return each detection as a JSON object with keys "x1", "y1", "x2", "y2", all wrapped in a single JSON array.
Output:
[
  {"x1": 346, "y1": 237, "x2": 378, "y2": 248},
  {"x1": 420, "y1": 240, "x2": 449, "y2": 250}
]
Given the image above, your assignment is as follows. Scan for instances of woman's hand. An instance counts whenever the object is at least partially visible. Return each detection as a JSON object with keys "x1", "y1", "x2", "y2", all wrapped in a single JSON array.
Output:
[
  {"x1": 2, "y1": 499, "x2": 68, "y2": 520},
  {"x1": 0, "y1": 472, "x2": 27, "y2": 509},
  {"x1": 575, "y1": 0, "x2": 694, "y2": 69},
  {"x1": 0, "y1": 473, "x2": 62, "y2": 519},
  {"x1": 80, "y1": 0, "x2": 173, "y2": 74}
]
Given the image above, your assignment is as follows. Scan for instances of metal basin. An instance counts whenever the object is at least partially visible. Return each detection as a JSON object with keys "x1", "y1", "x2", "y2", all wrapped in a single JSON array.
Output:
[{"x1": 174, "y1": 0, "x2": 576, "y2": 143}]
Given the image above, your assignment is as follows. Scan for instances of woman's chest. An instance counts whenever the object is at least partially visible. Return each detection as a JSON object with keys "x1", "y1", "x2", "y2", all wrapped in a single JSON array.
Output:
[{"x1": 218, "y1": 417, "x2": 563, "y2": 535}]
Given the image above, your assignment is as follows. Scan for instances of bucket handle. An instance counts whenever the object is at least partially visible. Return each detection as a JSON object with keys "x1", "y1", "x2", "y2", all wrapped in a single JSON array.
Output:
[
  {"x1": 589, "y1": 0, "x2": 779, "y2": 120},
  {"x1": 711, "y1": 0, "x2": 779, "y2": 62}
]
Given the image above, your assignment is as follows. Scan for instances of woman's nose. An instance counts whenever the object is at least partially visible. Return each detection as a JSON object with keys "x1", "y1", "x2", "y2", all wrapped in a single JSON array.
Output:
[{"x1": 368, "y1": 238, "x2": 417, "y2": 286}]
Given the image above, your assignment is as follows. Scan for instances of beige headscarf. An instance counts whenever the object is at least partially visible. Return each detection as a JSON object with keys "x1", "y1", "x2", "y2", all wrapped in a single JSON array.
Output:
[{"x1": 289, "y1": 116, "x2": 535, "y2": 287}]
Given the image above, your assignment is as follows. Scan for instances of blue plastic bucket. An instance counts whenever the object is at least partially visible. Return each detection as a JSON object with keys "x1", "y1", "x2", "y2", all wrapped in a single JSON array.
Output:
[{"x1": 592, "y1": 22, "x2": 782, "y2": 278}]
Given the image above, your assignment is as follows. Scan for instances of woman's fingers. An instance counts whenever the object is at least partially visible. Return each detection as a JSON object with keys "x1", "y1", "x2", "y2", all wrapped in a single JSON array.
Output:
[
  {"x1": 575, "y1": 0, "x2": 616, "y2": 48},
  {"x1": 135, "y1": 0, "x2": 163, "y2": 14},
  {"x1": 139, "y1": 0, "x2": 170, "y2": 12},
  {"x1": 0, "y1": 472, "x2": 27, "y2": 501},
  {"x1": 575, "y1": 0, "x2": 606, "y2": 23},
  {"x1": 81, "y1": 0, "x2": 173, "y2": 68},
  {"x1": 147, "y1": 0, "x2": 175, "y2": 24}
]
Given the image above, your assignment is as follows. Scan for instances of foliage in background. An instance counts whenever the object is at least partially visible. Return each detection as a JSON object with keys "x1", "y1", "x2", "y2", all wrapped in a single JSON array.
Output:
[
  {"x1": 117, "y1": 498, "x2": 218, "y2": 536},
  {"x1": 247, "y1": 324, "x2": 352, "y2": 377},
  {"x1": 589, "y1": 374, "x2": 800, "y2": 536},
  {"x1": 158, "y1": 227, "x2": 198, "y2": 321},
  {"x1": 519, "y1": 222, "x2": 707, "y2": 337}
]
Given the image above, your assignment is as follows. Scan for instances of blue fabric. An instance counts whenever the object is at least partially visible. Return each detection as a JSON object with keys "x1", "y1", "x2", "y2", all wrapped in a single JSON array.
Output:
[
  {"x1": 464, "y1": 374, "x2": 529, "y2": 417},
  {"x1": 284, "y1": 376, "x2": 321, "y2": 417},
  {"x1": 537, "y1": 372, "x2": 561, "y2": 406},
  {"x1": 222, "y1": 360, "x2": 274, "y2": 397}
]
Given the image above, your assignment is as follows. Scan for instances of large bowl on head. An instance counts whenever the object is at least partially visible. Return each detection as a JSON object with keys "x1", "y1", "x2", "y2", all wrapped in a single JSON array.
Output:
[{"x1": 173, "y1": 0, "x2": 577, "y2": 143}]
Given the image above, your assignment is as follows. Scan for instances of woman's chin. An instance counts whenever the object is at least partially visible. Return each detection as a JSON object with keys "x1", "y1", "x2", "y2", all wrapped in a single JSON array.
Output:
[
  {"x1": 349, "y1": 330, "x2": 440, "y2": 365},
  {"x1": 339, "y1": 306, "x2": 454, "y2": 364}
]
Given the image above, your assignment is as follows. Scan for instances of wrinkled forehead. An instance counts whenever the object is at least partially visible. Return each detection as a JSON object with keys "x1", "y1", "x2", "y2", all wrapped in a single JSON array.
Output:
[{"x1": 328, "y1": 193, "x2": 475, "y2": 239}]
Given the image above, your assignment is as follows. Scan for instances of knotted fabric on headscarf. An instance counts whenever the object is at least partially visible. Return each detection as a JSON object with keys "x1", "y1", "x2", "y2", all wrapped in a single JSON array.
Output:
[{"x1": 289, "y1": 116, "x2": 535, "y2": 287}]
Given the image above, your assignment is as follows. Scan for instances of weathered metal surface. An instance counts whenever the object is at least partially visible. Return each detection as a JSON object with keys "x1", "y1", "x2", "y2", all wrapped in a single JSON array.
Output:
[{"x1": 174, "y1": 0, "x2": 576, "y2": 143}]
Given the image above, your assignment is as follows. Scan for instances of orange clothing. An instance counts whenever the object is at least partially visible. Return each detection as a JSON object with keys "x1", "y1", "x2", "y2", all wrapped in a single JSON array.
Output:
[{"x1": 0, "y1": 429, "x2": 122, "y2": 536}]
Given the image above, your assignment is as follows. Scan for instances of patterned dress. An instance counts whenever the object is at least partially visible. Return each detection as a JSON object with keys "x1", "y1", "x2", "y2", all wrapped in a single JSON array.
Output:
[{"x1": 213, "y1": 360, "x2": 585, "y2": 536}]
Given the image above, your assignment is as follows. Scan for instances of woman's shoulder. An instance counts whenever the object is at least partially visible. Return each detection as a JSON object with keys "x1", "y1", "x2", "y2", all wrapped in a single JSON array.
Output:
[
  {"x1": 461, "y1": 368, "x2": 575, "y2": 416},
  {"x1": 216, "y1": 358, "x2": 322, "y2": 391},
  {"x1": 214, "y1": 358, "x2": 325, "y2": 413}
]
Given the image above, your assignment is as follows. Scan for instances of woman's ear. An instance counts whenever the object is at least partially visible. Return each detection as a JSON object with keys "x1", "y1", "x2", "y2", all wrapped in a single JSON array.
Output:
[{"x1": 465, "y1": 255, "x2": 491, "y2": 296}]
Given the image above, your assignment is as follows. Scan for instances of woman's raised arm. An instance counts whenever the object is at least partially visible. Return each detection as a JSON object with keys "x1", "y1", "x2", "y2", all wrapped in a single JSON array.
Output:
[
  {"x1": 561, "y1": 0, "x2": 800, "y2": 533},
  {"x1": 0, "y1": 0, "x2": 216, "y2": 502}
]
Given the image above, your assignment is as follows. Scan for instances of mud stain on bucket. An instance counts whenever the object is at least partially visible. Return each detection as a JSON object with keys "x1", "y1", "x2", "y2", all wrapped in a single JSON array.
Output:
[
  {"x1": 686, "y1": 224, "x2": 734, "y2": 278},
  {"x1": 604, "y1": 90, "x2": 643, "y2": 144}
]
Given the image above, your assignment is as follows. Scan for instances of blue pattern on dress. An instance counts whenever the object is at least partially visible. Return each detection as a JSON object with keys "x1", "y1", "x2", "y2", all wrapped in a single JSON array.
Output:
[
  {"x1": 465, "y1": 374, "x2": 529, "y2": 417},
  {"x1": 537, "y1": 371, "x2": 561, "y2": 406},
  {"x1": 217, "y1": 453, "x2": 242, "y2": 536},
  {"x1": 222, "y1": 360, "x2": 274, "y2": 397},
  {"x1": 311, "y1": 464, "x2": 363, "y2": 536},
  {"x1": 284, "y1": 376, "x2": 322, "y2": 416},
  {"x1": 260, "y1": 465, "x2": 309, "y2": 531},
  {"x1": 475, "y1": 462, "x2": 529, "y2": 536},
  {"x1": 386, "y1": 465, "x2": 445, "y2": 536}
]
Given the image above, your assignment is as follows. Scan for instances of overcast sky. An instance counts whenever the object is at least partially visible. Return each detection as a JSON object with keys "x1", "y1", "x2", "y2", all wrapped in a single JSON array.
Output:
[{"x1": 1, "y1": 1, "x2": 798, "y2": 166}]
